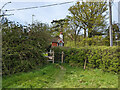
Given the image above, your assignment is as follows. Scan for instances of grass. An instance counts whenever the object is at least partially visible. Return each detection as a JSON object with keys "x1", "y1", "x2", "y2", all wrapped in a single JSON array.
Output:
[{"x1": 2, "y1": 64, "x2": 118, "y2": 88}]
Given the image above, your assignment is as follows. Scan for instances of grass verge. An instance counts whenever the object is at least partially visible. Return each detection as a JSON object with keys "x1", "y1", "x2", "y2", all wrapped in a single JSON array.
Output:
[{"x1": 2, "y1": 64, "x2": 118, "y2": 88}]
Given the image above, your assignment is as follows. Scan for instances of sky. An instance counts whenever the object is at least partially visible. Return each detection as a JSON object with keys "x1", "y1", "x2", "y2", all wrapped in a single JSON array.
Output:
[
  {"x1": 0, "y1": 0, "x2": 120, "y2": 26},
  {"x1": 0, "y1": 1, "x2": 76, "y2": 26}
]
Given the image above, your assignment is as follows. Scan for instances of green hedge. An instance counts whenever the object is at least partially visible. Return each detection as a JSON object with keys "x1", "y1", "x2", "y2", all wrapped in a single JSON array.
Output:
[
  {"x1": 2, "y1": 42, "x2": 48, "y2": 75},
  {"x1": 2, "y1": 24, "x2": 50, "y2": 75},
  {"x1": 52, "y1": 46, "x2": 120, "y2": 73}
]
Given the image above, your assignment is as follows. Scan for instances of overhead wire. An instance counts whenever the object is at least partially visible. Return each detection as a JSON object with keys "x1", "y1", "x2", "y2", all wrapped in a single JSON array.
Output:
[
  {"x1": 5, "y1": 1, "x2": 75, "y2": 12},
  {"x1": 3, "y1": 1, "x2": 79, "y2": 25}
]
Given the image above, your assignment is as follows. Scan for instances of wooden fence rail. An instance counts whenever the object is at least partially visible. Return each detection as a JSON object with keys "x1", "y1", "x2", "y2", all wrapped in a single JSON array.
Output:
[{"x1": 46, "y1": 51, "x2": 64, "y2": 63}]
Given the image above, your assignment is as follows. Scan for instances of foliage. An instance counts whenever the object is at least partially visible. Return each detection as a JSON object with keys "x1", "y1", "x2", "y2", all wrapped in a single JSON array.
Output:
[
  {"x1": 106, "y1": 23, "x2": 120, "y2": 41},
  {"x1": 65, "y1": 14, "x2": 82, "y2": 47},
  {"x1": 52, "y1": 1, "x2": 109, "y2": 47},
  {"x1": 67, "y1": 1, "x2": 108, "y2": 38},
  {"x1": 50, "y1": 19, "x2": 66, "y2": 37},
  {"x1": 65, "y1": 36, "x2": 110, "y2": 47},
  {"x1": 52, "y1": 46, "x2": 120, "y2": 73},
  {"x1": 49, "y1": 1, "x2": 119, "y2": 47},
  {"x1": 3, "y1": 64, "x2": 118, "y2": 88},
  {"x1": 2, "y1": 19, "x2": 51, "y2": 75}
]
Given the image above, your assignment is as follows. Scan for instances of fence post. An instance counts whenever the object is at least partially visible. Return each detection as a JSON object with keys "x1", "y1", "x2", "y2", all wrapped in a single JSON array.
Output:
[
  {"x1": 61, "y1": 51, "x2": 64, "y2": 63},
  {"x1": 84, "y1": 59, "x2": 87, "y2": 70},
  {"x1": 53, "y1": 51, "x2": 54, "y2": 63}
]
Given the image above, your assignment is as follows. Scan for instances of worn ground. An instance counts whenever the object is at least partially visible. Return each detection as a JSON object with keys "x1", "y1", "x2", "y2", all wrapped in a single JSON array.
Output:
[{"x1": 2, "y1": 64, "x2": 118, "y2": 88}]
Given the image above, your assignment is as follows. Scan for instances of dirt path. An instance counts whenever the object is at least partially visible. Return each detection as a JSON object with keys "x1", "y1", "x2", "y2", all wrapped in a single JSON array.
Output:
[{"x1": 49, "y1": 65, "x2": 66, "y2": 88}]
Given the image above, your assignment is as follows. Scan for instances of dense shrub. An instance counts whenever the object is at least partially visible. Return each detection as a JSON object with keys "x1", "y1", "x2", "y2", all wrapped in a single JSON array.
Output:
[
  {"x1": 2, "y1": 42, "x2": 47, "y2": 75},
  {"x1": 52, "y1": 46, "x2": 120, "y2": 73},
  {"x1": 2, "y1": 22, "x2": 51, "y2": 75}
]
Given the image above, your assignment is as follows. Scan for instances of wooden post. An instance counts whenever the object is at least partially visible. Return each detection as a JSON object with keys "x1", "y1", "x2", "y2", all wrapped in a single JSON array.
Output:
[
  {"x1": 53, "y1": 51, "x2": 54, "y2": 63},
  {"x1": 84, "y1": 59, "x2": 87, "y2": 70},
  {"x1": 61, "y1": 51, "x2": 64, "y2": 63}
]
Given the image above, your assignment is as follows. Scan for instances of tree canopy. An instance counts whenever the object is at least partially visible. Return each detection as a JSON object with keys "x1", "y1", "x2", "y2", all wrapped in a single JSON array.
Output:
[{"x1": 67, "y1": 1, "x2": 108, "y2": 38}]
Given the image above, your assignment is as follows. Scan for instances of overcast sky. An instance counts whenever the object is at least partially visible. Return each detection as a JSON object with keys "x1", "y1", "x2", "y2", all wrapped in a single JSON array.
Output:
[{"x1": 0, "y1": 0, "x2": 120, "y2": 26}]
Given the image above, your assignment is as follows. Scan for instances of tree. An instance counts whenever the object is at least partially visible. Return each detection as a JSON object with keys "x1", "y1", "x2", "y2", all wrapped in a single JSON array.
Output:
[
  {"x1": 50, "y1": 19, "x2": 66, "y2": 37},
  {"x1": 106, "y1": 23, "x2": 120, "y2": 41},
  {"x1": 65, "y1": 15, "x2": 82, "y2": 47},
  {"x1": 67, "y1": 0, "x2": 108, "y2": 39}
]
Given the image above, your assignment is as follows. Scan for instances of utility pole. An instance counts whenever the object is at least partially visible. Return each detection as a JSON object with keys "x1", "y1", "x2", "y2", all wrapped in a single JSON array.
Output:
[
  {"x1": 109, "y1": 0, "x2": 113, "y2": 46},
  {"x1": 0, "y1": 2, "x2": 12, "y2": 32},
  {"x1": 32, "y1": 14, "x2": 35, "y2": 25},
  {"x1": 0, "y1": 2, "x2": 11, "y2": 90},
  {"x1": 118, "y1": 1, "x2": 120, "y2": 24},
  {"x1": 32, "y1": 14, "x2": 35, "y2": 29},
  {"x1": 0, "y1": 9, "x2": 1, "y2": 90}
]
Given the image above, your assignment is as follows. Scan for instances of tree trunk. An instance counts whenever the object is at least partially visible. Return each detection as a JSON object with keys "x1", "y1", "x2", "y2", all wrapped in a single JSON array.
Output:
[
  {"x1": 88, "y1": 30, "x2": 92, "y2": 38},
  {"x1": 84, "y1": 29, "x2": 86, "y2": 38},
  {"x1": 88, "y1": 27, "x2": 92, "y2": 46},
  {"x1": 74, "y1": 31, "x2": 77, "y2": 48}
]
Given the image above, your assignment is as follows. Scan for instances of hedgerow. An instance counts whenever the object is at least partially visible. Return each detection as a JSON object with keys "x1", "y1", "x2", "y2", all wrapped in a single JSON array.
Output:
[
  {"x1": 52, "y1": 46, "x2": 120, "y2": 73},
  {"x1": 2, "y1": 22, "x2": 51, "y2": 75}
]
